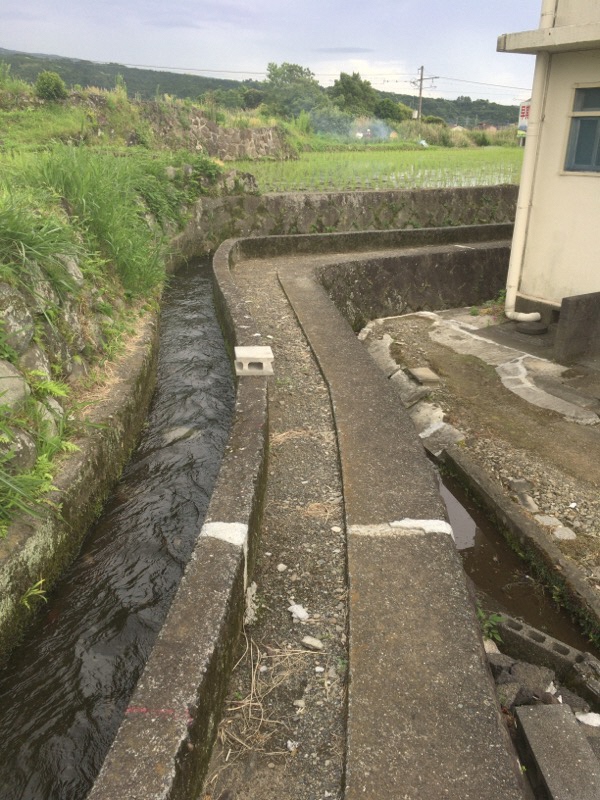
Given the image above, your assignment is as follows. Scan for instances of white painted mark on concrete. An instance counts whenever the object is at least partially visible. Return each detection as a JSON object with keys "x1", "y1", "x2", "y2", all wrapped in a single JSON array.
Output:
[
  {"x1": 200, "y1": 521, "x2": 249, "y2": 590},
  {"x1": 391, "y1": 518, "x2": 454, "y2": 537},
  {"x1": 350, "y1": 519, "x2": 454, "y2": 540},
  {"x1": 200, "y1": 521, "x2": 248, "y2": 548}
]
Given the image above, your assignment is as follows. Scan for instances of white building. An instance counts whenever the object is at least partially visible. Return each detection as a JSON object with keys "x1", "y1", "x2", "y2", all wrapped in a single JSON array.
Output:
[{"x1": 498, "y1": 0, "x2": 600, "y2": 355}]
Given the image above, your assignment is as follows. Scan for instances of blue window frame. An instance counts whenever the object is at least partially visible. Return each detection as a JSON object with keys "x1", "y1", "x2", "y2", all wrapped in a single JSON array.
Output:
[{"x1": 565, "y1": 87, "x2": 600, "y2": 172}]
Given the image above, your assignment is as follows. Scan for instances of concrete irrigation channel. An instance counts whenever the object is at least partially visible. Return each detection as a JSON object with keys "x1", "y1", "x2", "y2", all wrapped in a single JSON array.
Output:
[{"x1": 92, "y1": 223, "x2": 600, "y2": 799}]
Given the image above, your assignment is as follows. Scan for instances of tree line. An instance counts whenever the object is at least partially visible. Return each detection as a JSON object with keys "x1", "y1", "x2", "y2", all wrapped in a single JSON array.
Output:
[{"x1": 0, "y1": 48, "x2": 520, "y2": 128}]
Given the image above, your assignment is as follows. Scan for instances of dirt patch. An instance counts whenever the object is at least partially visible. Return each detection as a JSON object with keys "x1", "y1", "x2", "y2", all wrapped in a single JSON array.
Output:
[{"x1": 382, "y1": 314, "x2": 600, "y2": 585}]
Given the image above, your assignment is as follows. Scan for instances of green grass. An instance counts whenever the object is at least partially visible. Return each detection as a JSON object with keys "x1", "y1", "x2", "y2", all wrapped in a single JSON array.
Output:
[
  {"x1": 0, "y1": 105, "x2": 94, "y2": 149},
  {"x1": 231, "y1": 147, "x2": 524, "y2": 193}
]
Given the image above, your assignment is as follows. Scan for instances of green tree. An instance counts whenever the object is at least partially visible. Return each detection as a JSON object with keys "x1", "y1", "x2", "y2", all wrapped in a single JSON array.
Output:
[
  {"x1": 263, "y1": 62, "x2": 325, "y2": 117},
  {"x1": 242, "y1": 87, "x2": 264, "y2": 110},
  {"x1": 329, "y1": 72, "x2": 378, "y2": 116},
  {"x1": 34, "y1": 70, "x2": 68, "y2": 101},
  {"x1": 374, "y1": 97, "x2": 413, "y2": 123}
]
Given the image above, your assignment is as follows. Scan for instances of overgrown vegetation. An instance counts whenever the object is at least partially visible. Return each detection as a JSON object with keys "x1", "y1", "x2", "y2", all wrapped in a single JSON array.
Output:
[{"x1": 0, "y1": 88, "x2": 223, "y2": 535}]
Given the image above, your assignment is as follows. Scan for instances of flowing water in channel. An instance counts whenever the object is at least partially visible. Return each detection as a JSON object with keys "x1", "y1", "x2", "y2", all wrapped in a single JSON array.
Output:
[{"x1": 0, "y1": 259, "x2": 234, "y2": 800}]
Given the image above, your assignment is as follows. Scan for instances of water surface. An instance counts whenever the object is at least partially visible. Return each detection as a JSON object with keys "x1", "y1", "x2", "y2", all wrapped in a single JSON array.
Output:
[{"x1": 0, "y1": 259, "x2": 234, "y2": 800}]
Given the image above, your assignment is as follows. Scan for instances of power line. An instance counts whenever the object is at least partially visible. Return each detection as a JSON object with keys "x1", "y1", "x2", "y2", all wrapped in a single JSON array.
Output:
[
  {"x1": 436, "y1": 75, "x2": 530, "y2": 91},
  {"x1": 113, "y1": 58, "x2": 530, "y2": 99},
  {"x1": 119, "y1": 60, "x2": 529, "y2": 92}
]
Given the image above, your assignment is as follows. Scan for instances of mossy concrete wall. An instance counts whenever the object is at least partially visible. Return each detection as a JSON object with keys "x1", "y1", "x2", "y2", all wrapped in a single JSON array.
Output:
[
  {"x1": 172, "y1": 184, "x2": 518, "y2": 256},
  {"x1": 319, "y1": 239, "x2": 511, "y2": 330}
]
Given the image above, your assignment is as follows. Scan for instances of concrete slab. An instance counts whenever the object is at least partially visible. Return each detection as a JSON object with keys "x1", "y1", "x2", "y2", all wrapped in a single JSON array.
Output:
[
  {"x1": 347, "y1": 528, "x2": 525, "y2": 799},
  {"x1": 428, "y1": 317, "x2": 599, "y2": 424},
  {"x1": 516, "y1": 705, "x2": 600, "y2": 799},
  {"x1": 407, "y1": 365, "x2": 441, "y2": 385},
  {"x1": 389, "y1": 369, "x2": 430, "y2": 406}
]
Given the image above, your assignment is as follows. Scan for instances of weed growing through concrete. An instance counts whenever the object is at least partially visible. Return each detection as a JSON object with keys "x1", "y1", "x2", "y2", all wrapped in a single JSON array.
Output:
[{"x1": 476, "y1": 606, "x2": 504, "y2": 644}]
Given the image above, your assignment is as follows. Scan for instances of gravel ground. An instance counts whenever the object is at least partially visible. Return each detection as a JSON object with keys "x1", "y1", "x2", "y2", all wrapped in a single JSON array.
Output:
[{"x1": 201, "y1": 285, "x2": 600, "y2": 800}]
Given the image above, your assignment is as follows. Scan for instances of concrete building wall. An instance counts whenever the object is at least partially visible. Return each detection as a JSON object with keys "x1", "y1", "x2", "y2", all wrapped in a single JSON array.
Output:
[
  {"x1": 555, "y1": 0, "x2": 598, "y2": 26},
  {"x1": 519, "y1": 49, "x2": 600, "y2": 306},
  {"x1": 499, "y1": 0, "x2": 600, "y2": 313}
]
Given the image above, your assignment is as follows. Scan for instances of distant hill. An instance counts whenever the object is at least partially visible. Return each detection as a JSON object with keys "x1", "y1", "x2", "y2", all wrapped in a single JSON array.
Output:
[
  {"x1": 0, "y1": 47, "x2": 520, "y2": 126},
  {"x1": 378, "y1": 90, "x2": 520, "y2": 128},
  {"x1": 0, "y1": 47, "x2": 252, "y2": 100}
]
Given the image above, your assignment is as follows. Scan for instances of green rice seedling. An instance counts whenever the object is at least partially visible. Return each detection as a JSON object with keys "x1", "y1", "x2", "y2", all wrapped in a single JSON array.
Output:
[{"x1": 232, "y1": 147, "x2": 524, "y2": 193}]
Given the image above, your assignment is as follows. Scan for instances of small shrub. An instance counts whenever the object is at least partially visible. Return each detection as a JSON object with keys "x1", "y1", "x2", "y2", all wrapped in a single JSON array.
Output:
[
  {"x1": 468, "y1": 130, "x2": 492, "y2": 147},
  {"x1": 35, "y1": 71, "x2": 68, "y2": 102}
]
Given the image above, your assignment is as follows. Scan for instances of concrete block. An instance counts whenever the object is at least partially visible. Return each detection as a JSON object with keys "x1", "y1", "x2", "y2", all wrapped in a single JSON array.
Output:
[
  {"x1": 408, "y1": 401, "x2": 444, "y2": 432},
  {"x1": 552, "y1": 526, "x2": 577, "y2": 541},
  {"x1": 419, "y1": 421, "x2": 465, "y2": 457},
  {"x1": 497, "y1": 615, "x2": 580, "y2": 680},
  {"x1": 234, "y1": 346, "x2": 274, "y2": 376},
  {"x1": 534, "y1": 514, "x2": 562, "y2": 529},
  {"x1": 515, "y1": 704, "x2": 600, "y2": 799},
  {"x1": 567, "y1": 654, "x2": 600, "y2": 711},
  {"x1": 389, "y1": 369, "x2": 430, "y2": 407},
  {"x1": 554, "y1": 291, "x2": 600, "y2": 364},
  {"x1": 407, "y1": 366, "x2": 440, "y2": 385}
]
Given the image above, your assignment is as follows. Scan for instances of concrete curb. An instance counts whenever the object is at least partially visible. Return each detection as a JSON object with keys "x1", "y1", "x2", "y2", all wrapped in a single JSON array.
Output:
[{"x1": 275, "y1": 245, "x2": 527, "y2": 799}]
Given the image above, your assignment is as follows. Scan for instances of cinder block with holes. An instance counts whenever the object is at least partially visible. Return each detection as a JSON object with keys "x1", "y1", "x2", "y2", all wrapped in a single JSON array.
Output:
[{"x1": 234, "y1": 346, "x2": 274, "y2": 377}]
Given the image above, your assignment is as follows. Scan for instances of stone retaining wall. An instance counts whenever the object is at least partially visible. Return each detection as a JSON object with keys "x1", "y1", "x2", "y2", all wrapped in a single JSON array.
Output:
[
  {"x1": 173, "y1": 184, "x2": 518, "y2": 255},
  {"x1": 140, "y1": 103, "x2": 295, "y2": 161}
]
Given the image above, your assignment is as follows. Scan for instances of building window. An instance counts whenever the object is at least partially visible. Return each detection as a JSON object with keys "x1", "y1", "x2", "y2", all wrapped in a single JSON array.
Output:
[{"x1": 565, "y1": 87, "x2": 600, "y2": 172}]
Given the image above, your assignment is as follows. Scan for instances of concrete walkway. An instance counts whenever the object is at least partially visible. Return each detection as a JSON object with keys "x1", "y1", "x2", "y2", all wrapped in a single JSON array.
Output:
[{"x1": 273, "y1": 255, "x2": 527, "y2": 799}]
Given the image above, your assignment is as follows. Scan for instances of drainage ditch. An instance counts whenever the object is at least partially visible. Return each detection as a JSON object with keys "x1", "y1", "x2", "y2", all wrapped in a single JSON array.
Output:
[
  {"x1": 0, "y1": 258, "x2": 234, "y2": 800},
  {"x1": 440, "y1": 472, "x2": 599, "y2": 657}
]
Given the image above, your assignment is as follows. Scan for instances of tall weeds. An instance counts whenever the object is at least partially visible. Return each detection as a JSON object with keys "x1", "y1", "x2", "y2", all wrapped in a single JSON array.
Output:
[
  {"x1": 0, "y1": 188, "x2": 80, "y2": 292},
  {"x1": 13, "y1": 147, "x2": 166, "y2": 294}
]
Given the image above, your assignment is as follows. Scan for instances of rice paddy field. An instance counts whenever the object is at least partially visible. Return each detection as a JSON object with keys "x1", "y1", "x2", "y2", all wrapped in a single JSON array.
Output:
[{"x1": 231, "y1": 146, "x2": 524, "y2": 192}]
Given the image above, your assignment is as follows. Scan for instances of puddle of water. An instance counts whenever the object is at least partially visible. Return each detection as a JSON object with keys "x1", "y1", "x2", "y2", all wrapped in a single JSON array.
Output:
[
  {"x1": 439, "y1": 473, "x2": 598, "y2": 655},
  {"x1": 0, "y1": 259, "x2": 234, "y2": 800}
]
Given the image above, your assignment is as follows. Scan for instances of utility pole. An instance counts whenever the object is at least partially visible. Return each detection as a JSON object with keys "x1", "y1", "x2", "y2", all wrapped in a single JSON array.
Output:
[
  {"x1": 413, "y1": 66, "x2": 439, "y2": 120},
  {"x1": 417, "y1": 65, "x2": 424, "y2": 120}
]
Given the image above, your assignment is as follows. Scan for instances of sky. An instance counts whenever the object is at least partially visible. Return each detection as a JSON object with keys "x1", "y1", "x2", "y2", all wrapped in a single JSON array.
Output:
[{"x1": 2, "y1": 1, "x2": 541, "y2": 105}]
